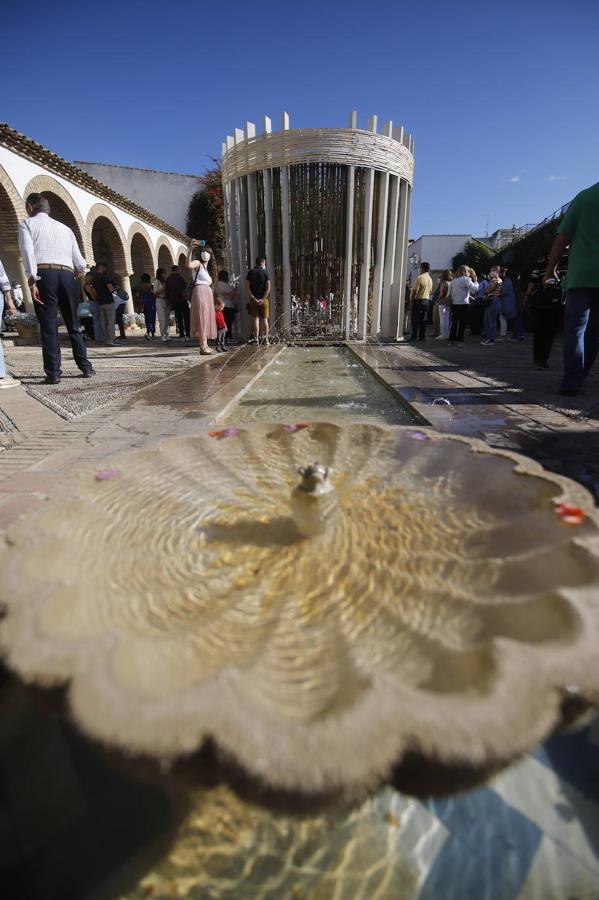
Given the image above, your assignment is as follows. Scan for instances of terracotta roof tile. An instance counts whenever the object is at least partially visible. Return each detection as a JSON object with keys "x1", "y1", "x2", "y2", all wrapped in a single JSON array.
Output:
[{"x1": 0, "y1": 123, "x2": 189, "y2": 244}]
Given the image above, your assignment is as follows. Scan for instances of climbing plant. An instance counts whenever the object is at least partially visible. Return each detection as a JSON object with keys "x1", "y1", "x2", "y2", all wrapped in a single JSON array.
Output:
[{"x1": 186, "y1": 159, "x2": 226, "y2": 266}]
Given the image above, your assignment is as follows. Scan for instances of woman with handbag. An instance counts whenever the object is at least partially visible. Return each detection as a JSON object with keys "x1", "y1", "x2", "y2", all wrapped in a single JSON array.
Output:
[{"x1": 187, "y1": 241, "x2": 217, "y2": 354}]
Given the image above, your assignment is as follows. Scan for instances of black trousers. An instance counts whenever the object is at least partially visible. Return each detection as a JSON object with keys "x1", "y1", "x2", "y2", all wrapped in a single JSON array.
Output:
[
  {"x1": 469, "y1": 300, "x2": 485, "y2": 335},
  {"x1": 448, "y1": 304, "x2": 468, "y2": 342},
  {"x1": 35, "y1": 269, "x2": 91, "y2": 376},
  {"x1": 223, "y1": 306, "x2": 237, "y2": 342},
  {"x1": 115, "y1": 303, "x2": 126, "y2": 338},
  {"x1": 411, "y1": 300, "x2": 428, "y2": 340},
  {"x1": 173, "y1": 301, "x2": 190, "y2": 337},
  {"x1": 531, "y1": 306, "x2": 561, "y2": 364}
]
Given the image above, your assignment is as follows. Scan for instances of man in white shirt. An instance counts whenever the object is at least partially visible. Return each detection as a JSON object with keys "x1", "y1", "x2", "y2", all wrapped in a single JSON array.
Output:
[
  {"x1": 18, "y1": 193, "x2": 94, "y2": 384},
  {"x1": 0, "y1": 257, "x2": 21, "y2": 388}
]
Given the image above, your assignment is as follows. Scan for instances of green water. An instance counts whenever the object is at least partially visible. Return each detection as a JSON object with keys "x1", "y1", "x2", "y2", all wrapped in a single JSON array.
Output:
[{"x1": 220, "y1": 345, "x2": 417, "y2": 425}]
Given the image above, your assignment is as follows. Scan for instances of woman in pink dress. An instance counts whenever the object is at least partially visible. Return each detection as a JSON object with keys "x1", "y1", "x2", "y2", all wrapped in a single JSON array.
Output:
[{"x1": 186, "y1": 240, "x2": 217, "y2": 354}]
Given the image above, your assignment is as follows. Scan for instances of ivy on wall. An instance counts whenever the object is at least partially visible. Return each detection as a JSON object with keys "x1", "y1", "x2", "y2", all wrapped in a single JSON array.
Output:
[{"x1": 186, "y1": 160, "x2": 226, "y2": 267}]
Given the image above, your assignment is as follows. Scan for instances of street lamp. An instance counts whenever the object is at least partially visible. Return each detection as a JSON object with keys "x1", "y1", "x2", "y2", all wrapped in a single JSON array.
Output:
[{"x1": 409, "y1": 252, "x2": 420, "y2": 283}]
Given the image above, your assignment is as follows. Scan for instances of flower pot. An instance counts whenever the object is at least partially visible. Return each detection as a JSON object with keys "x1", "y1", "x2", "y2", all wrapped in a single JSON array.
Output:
[{"x1": 14, "y1": 321, "x2": 40, "y2": 340}]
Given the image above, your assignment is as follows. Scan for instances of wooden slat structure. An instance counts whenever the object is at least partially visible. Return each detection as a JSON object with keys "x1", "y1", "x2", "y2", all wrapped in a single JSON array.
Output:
[{"x1": 221, "y1": 112, "x2": 414, "y2": 340}]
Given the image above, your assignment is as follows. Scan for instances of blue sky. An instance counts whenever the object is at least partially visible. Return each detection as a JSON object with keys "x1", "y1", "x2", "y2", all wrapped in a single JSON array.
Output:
[{"x1": 2, "y1": 0, "x2": 597, "y2": 238}]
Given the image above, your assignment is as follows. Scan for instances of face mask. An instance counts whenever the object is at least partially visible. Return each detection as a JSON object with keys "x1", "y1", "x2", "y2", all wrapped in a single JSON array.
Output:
[{"x1": 200, "y1": 251, "x2": 210, "y2": 262}]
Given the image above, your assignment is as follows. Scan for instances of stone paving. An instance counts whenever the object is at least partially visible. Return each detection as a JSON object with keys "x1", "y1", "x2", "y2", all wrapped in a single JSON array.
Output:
[
  {"x1": 0, "y1": 334, "x2": 282, "y2": 531},
  {"x1": 1, "y1": 329, "x2": 598, "y2": 541},
  {"x1": 352, "y1": 332, "x2": 599, "y2": 504}
]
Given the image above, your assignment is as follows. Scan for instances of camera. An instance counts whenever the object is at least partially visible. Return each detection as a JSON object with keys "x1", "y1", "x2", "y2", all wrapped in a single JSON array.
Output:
[{"x1": 198, "y1": 240, "x2": 206, "y2": 247}]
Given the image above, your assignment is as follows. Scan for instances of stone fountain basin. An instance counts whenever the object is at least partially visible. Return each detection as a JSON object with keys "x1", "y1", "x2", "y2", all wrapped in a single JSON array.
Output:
[{"x1": 1, "y1": 422, "x2": 598, "y2": 796}]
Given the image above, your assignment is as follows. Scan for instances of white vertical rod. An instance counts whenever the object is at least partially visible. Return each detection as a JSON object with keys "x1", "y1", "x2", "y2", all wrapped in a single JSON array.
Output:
[
  {"x1": 387, "y1": 178, "x2": 410, "y2": 341},
  {"x1": 371, "y1": 120, "x2": 392, "y2": 337},
  {"x1": 262, "y1": 115, "x2": 276, "y2": 330},
  {"x1": 343, "y1": 111, "x2": 358, "y2": 338},
  {"x1": 395, "y1": 180, "x2": 411, "y2": 338},
  {"x1": 380, "y1": 174, "x2": 400, "y2": 339},
  {"x1": 280, "y1": 111, "x2": 292, "y2": 336},
  {"x1": 343, "y1": 165, "x2": 355, "y2": 339},
  {"x1": 234, "y1": 128, "x2": 249, "y2": 338},
  {"x1": 225, "y1": 135, "x2": 238, "y2": 279},
  {"x1": 245, "y1": 121, "x2": 258, "y2": 264},
  {"x1": 221, "y1": 141, "x2": 232, "y2": 271},
  {"x1": 357, "y1": 114, "x2": 377, "y2": 339}
]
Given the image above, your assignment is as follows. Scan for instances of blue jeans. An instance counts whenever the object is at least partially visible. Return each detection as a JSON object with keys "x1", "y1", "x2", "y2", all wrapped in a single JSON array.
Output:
[
  {"x1": 562, "y1": 287, "x2": 599, "y2": 390},
  {"x1": 0, "y1": 294, "x2": 5, "y2": 377},
  {"x1": 484, "y1": 297, "x2": 501, "y2": 341}
]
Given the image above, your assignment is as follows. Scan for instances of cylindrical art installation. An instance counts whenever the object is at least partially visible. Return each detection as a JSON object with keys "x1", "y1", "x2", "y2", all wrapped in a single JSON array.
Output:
[{"x1": 221, "y1": 111, "x2": 414, "y2": 341}]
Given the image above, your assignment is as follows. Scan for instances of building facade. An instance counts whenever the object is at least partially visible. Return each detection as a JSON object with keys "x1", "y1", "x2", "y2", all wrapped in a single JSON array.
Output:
[
  {"x1": 74, "y1": 162, "x2": 203, "y2": 234},
  {"x1": 0, "y1": 124, "x2": 189, "y2": 313},
  {"x1": 406, "y1": 234, "x2": 475, "y2": 285},
  {"x1": 221, "y1": 112, "x2": 414, "y2": 341}
]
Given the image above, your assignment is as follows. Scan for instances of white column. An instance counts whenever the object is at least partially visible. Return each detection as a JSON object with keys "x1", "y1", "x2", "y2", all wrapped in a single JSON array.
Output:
[
  {"x1": 386, "y1": 178, "x2": 410, "y2": 341},
  {"x1": 245, "y1": 121, "x2": 258, "y2": 264},
  {"x1": 370, "y1": 120, "x2": 392, "y2": 338},
  {"x1": 16, "y1": 256, "x2": 34, "y2": 312},
  {"x1": 380, "y1": 174, "x2": 400, "y2": 340},
  {"x1": 395, "y1": 180, "x2": 411, "y2": 338},
  {"x1": 121, "y1": 274, "x2": 134, "y2": 315},
  {"x1": 237, "y1": 177, "x2": 249, "y2": 339},
  {"x1": 280, "y1": 111, "x2": 292, "y2": 336},
  {"x1": 343, "y1": 110, "x2": 358, "y2": 339},
  {"x1": 221, "y1": 141, "x2": 231, "y2": 271},
  {"x1": 262, "y1": 115, "x2": 277, "y2": 331},
  {"x1": 225, "y1": 135, "x2": 238, "y2": 278},
  {"x1": 357, "y1": 114, "x2": 377, "y2": 339}
]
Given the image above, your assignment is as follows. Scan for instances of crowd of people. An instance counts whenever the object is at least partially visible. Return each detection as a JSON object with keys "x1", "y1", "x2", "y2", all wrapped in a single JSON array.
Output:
[
  {"x1": 1, "y1": 180, "x2": 597, "y2": 396},
  {"x1": 408, "y1": 262, "x2": 527, "y2": 348}
]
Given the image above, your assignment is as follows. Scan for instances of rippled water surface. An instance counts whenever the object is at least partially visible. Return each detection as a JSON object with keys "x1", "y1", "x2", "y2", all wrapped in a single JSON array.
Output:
[{"x1": 220, "y1": 346, "x2": 417, "y2": 425}]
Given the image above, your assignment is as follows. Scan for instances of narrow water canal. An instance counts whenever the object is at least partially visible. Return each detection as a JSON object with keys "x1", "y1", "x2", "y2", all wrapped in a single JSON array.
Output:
[{"x1": 220, "y1": 346, "x2": 417, "y2": 425}]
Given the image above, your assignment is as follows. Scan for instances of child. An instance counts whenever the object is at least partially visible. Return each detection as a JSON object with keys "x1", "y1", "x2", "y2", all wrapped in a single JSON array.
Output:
[{"x1": 215, "y1": 298, "x2": 227, "y2": 352}]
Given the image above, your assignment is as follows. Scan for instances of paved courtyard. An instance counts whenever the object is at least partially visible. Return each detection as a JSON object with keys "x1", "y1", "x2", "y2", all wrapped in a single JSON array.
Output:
[{"x1": 1, "y1": 330, "x2": 599, "y2": 899}]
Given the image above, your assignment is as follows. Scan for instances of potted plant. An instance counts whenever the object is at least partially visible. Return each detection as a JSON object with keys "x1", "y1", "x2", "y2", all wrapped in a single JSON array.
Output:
[{"x1": 4, "y1": 312, "x2": 40, "y2": 341}]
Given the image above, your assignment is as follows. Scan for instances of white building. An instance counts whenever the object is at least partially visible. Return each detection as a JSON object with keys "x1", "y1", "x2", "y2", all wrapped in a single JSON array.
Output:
[
  {"x1": 0, "y1": 124, "x2": 189, "y2": 313},
  {"x1": 74, "y1": 162, "x2": 203, "y2": 234},
  {"x1": 406, "y1": 234, "x2": 473, "y2": 284}
]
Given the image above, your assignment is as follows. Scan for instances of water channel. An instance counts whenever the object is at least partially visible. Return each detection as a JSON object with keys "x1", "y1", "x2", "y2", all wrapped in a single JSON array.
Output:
[{"x1": 220, "y1": 345, "x2": 418, "y2": 426}]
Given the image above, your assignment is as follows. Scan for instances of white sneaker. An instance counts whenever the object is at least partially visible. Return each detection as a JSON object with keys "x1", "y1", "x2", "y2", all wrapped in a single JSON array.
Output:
[
  {"x1": 0, "y1": 375, "x2": 20, "y2": 389},
  {"x1": 161, "y1": 335, "x2": 170, "y2": 342}
]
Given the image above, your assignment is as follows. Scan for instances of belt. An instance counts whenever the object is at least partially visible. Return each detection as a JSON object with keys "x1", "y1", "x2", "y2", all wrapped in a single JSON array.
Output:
[{"x1": 37, "y1": 264, "x2": 74, "y2": 273}]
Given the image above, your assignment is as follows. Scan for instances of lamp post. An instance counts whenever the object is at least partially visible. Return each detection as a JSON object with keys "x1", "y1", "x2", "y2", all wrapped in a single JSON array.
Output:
[{"x1": 409, "y1": 252, "x2": 420, "y2": 284}]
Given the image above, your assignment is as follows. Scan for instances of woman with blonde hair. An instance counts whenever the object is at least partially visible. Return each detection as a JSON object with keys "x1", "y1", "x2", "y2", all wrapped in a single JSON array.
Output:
[
  {"x1": 186, "y1": 241, "x2": 217, "y2": 354},
  {"x1": 448, "y1": 264, "x2": 478, "y2": 345},
  {"x1": 434, "y1": 270, "x2": 453, "y2": 340}
]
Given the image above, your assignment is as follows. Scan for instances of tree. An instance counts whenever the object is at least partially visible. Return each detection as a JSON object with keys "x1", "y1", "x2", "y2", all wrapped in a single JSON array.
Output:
[
  {"x1": 452, "y1": 239, "x2": 493, "y2": 275},
  {"x1": 186, "y1": 160, "x2": 226, "y2": 266}
]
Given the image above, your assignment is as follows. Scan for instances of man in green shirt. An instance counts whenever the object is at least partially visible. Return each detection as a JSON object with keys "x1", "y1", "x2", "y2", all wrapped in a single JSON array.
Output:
[{"x1": 544, "y1": 181, "x2": 599, "y2": 395}]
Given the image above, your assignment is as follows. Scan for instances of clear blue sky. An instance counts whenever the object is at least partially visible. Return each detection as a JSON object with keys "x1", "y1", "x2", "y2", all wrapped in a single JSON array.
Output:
[{"x1": 2, "y1": 0, "x2": 597, "y2": 239}]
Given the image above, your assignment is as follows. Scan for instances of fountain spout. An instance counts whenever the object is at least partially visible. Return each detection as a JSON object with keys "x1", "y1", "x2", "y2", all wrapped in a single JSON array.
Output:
[{"x1": 290, "y1": 463, "x2": 339, "y2": 538}]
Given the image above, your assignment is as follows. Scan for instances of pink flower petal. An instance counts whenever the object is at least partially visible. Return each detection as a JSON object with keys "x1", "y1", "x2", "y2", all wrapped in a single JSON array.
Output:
[
  {"x1": 406, "y1": 430, "x2": 429, "y2": 441},
  {"x1": 283, "y1": 423, "x2": 309, "y2": 432},
  {"x1": 95, "y1": 469, "x2": 118, "y2": 481}
]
